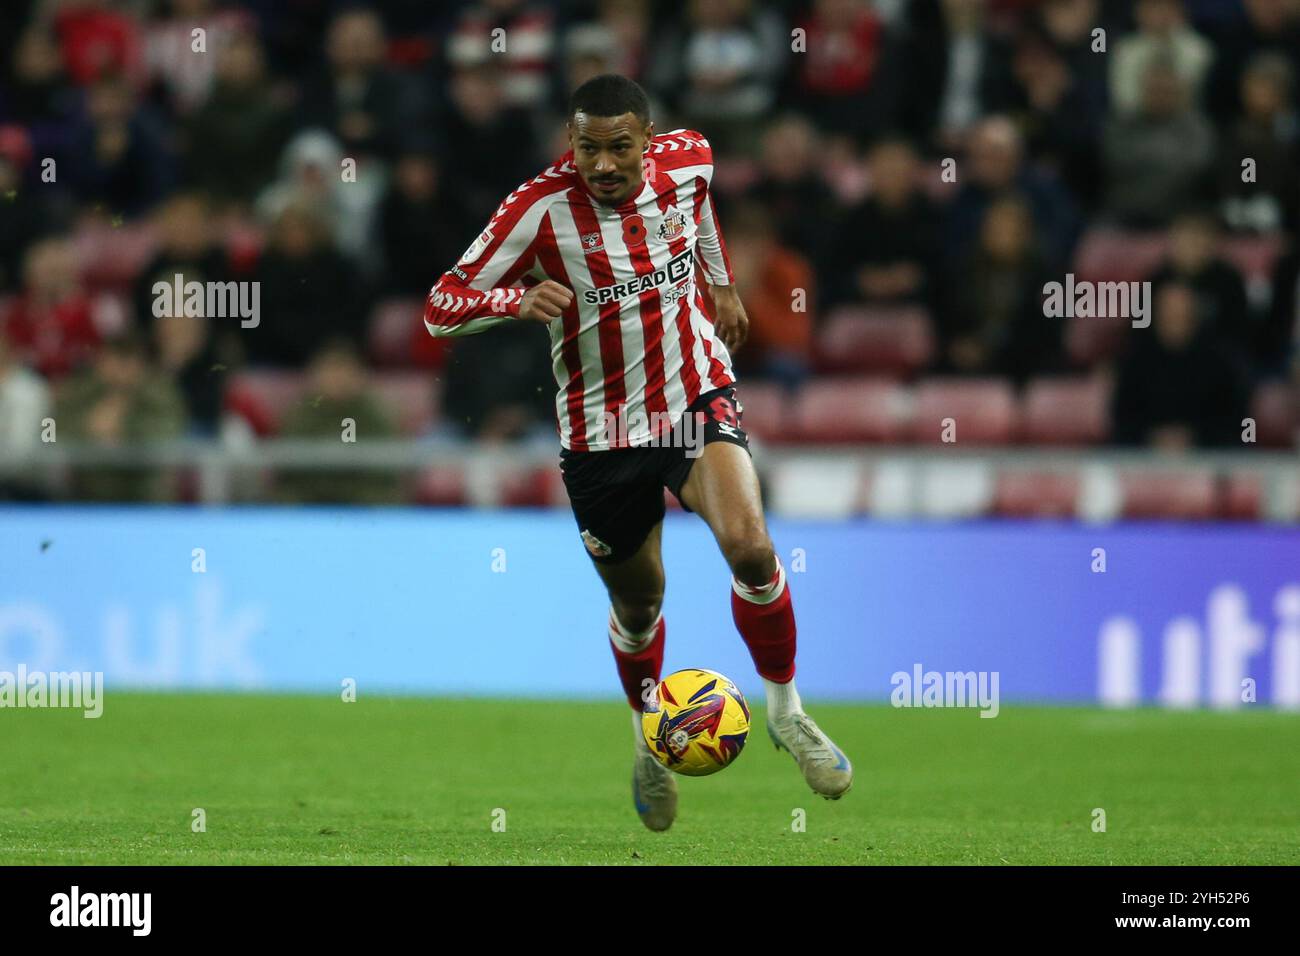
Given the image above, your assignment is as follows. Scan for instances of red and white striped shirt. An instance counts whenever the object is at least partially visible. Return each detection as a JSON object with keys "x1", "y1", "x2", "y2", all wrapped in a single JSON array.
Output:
[{"x1": 424, "y1": 129, "x2": 736, "y2": 452}]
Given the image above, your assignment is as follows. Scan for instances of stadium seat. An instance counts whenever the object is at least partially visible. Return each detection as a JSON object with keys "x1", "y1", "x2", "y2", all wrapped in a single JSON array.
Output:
[
  {"x1": 911, "y1": 378, "x2": 1017, "y2": 445},
  {"x1": 371, "y1": 372, "x2": 440, "y2": 436},
  {"x1": 814, "y1": 304, "x2": 935, "y2": 377},
  {"x1": 788, "y1": 378, "x2": 912, "y2": 443},
  {"x1": 1020, "y1": 376, "x2": 1112, "y2": 445},
  {"x1": 1065, "y1": 311, "x2": 1128, "y2": 366},
  {"x1": 735, "y1": 380, "x2": 790, "y2": 442},
  {"x1": 1119, "y1": 470, "x2": 1218, "y2": 520},
  {"x1": 413, "y1": 465, "x2": 468, "y2": 506},
  {"x1": 499, "y1": 465, "x2": 558, "y2": 508},
  {"x1": 223, "y1": 370, "x2": 305, "y2": 436},
  {"x1": 1073, "y1": 228, "x2": 1166, "y2": 284},
  {"x1": 72, "y1": 220, "x2": 158, "y2": 291},
  {"x1": 993, "y1": 470, "x2": 1081, "y2": 517},
  {"x1": 370, "y1": 297, "x2": 453, "y2": 369},
  {"x1": 1250, "y1": 381, "x2": 1298, "y2": 448},
  {"x1": 1221, "y1": 472, "x2": 1263, "y2": 521}
]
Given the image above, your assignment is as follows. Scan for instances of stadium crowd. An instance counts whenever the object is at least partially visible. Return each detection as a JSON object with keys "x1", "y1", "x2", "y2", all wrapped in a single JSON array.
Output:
[{"x1": 1, "y1": 0, "x2": 1299, "y2": 503}]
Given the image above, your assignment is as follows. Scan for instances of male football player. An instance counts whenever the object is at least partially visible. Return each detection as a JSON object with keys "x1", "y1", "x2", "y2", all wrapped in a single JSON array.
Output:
[{"x1": 425, "y1": 74, "x2": 851, "y2": 830}]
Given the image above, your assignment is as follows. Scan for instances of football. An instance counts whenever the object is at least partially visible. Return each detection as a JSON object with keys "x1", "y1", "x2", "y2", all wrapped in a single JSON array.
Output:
[{"x1": 641, "y1": 669, "x2": 751, "y2": 776}]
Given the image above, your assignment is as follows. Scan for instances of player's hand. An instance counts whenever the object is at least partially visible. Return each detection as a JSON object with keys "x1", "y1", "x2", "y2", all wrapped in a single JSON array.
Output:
[
  {"x1": 519, "y1": 280, "x2": 573, "y2": 322},
  {"x1": 710, "y1": 285, "x2": 749, "y2": 354}
]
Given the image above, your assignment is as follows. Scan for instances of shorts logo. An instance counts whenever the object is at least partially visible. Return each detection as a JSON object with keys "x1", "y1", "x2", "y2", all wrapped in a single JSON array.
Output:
[
  {"x1": 459, "y1": 228, "x2": 494, "y2": 265},
  {"x1": 581, "y1": 231, "x2": 605, "y2": 255},
  {"x1": 657, "y1": 205, "x2": 687, "y2": 242},
  {"x1": 581, "y1": 530, "x2": 613, "y2": 558}
]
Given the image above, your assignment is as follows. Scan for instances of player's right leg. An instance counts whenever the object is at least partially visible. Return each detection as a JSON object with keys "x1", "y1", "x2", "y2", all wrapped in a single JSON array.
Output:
[{"x1": 559, "y1": 449, "x2": 677, "y2": 831}]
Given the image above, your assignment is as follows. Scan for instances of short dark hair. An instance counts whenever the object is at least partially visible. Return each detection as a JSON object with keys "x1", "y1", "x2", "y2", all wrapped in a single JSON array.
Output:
[{"x1": 568, "y1": 74, "x2": 650, "y2": 126}]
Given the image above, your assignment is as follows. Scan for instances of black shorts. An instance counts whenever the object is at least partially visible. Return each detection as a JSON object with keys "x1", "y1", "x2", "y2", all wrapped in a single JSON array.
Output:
[{"x1": 560, "y1": 385, "x2": 751, "y2": 564}]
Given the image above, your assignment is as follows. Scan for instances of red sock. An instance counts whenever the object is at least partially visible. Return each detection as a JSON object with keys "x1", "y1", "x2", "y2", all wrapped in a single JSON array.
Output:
[
  {"x1": 732, "y1": 561, "x2": 796, "y2": 683},
  {"x1": 608, "y1": 610, "x2": 665, "y2": 711}
]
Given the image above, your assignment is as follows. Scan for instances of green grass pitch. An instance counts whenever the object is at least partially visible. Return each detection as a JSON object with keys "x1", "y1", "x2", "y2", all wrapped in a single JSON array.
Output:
[{"x1": 2, "y1": 693, "x2": 1297, "y2": 865}]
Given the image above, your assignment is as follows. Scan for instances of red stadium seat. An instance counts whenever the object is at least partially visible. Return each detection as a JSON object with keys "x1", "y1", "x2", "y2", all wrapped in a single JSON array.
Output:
[
  {"x1": 735, "y1": 380, "x2": 790, "y2": 442},
  {"x1": 788, "y1": 378, "x2": 912, "y2": 443},
  {"x1": 814, "y1": 305, "x2": 935, "y2": 377},
  {"x1": 223, "y1": 370, "x2": 305, "y2": 436},
  {"x1": 1250, "y1": 382, "x2": 1298, "y2": 448},
  {"x1": 993, "y1": 470, "x2": 1081, "y2": 517},
  {"x1": 370, "y1": 372, "x2": 440, "y2": 436},
  {"x1": 1065, "y1": 311, "x2": 1128, "y2": 366},
  {"x1": 413, "y1": 465, "x2": 468, "y2": 506},
  {"x1": 1119, "y1": 470, "x2": 1218, "y2": 520},
  {"x1": 369, "y1": 297, "x2": 453, "y2": 370},
  {"x1": 1073, "y1": 228, "x2": 1166, "y2": 284},
  {"x1": 911, "y1": 378, "x2": 1017, "y2": 445},
  {"x1": 499, "y1": 465, "x2": 557, "y2": 507},
  {"x1": 1020, "y1": 376, "x2": 1111, "y2": 445},
  {"x1": 1221, "y1": 471, "x2": 1263, "y2": 521}
]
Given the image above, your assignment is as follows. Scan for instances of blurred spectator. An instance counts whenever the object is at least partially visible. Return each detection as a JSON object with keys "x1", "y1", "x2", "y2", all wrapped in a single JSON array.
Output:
[
  {"x1": 1109, "y1": 0, "x2": 1214, "y2": 117},
  {"x1": 1112, "y1": 282, "x2": 1249, "y2": 449},
  {"x1": 447, "y1": 0, "x2": 559, "y2": 111},
  {"x1": 1215, "y1": 53, "x2": 1300, "y2": 233},
  {"x1": 824, "y1": 136, "x2": 940, "y2": 310},
  {"x1": 0, "y1": 326, "x2": 51, "y2": 499},
  {"x1": 378, "y1": 143, "x2": 472, "y2": 297},
  {"x1": 646, "y1": 0, "x2": 786, "y2": 154},
  {"x1": 1, "y1": 128, "x2": 71, "y2": 294},
  {"x1": 1035, "y1": 0, "x2": 1110, "y2": 123},
  {"x1": 64, "y1": 72, "x2": 174, "y2": 217},
  {"x1": 132, "y1": 193, "x2": 231, "y2": 328},
  {"x1": 725, "y1": 202, "x2": 816, "y2": 390},
  {"x1": 3, "y1": 26, "x2": 82, "y2": 155},
  {"x1": 944, "y1": 116, "x2": 1080, "y2": 272},
  {"x1": 939, "y1": 195, "x2": 1062, "y2": 384},
  {"x1": 247, "y1": 202, "x2": 365, "y2": 367},
  {"x1": 442, "y1": 322, "x2": 554, "y2": 443},
  {"x1": 298, "y1": 8, "x2": 423, "y2": 162},
  {"x1": 1006, "y1": 30, "x2": 1104, "y2": 209},
  {"x1": 563, "y1": 0, "x2": 652, "y2": 85},
  {"x1": 185, "y1": 30, "x2": 290, "y2": 208},
  {"x1": 438, "y1": 64, "x2": 540, "y2": 227},
  {"x1": 1206, "y1": 0, "x2": 1300, "y2": 125},
  {"x1": 153, "y1": 313, "x2": 225, "y2": 437},
  {"x1": 257, "y1": 128, "x2": 384, "y2": 271},
  {"x1": 145, "y1": 0, "x2": 253, "y2": 116},
  {"x1": 52, "y1": 0, "x2": 146, "y2": 89},
  {"x1": 55, "y1": 332, "x2": 187, "y2": 501},
  {"x1": 1101, "y1": 58, "x2": 1215, "y2": 227},
  {"x1": 1147, "y1": 211, "x2": 1251, "y2": 367},
  {"x1": 785, "y1": 0, "x2": 890, "y2": 139},
  {"x1": 1264, "y1": 241, "x2": 1300, "y2": 380},
  {"x1": 744, "y1": 115, "x2": 838, "y2": 264},
  {"x1": 2, "y1": 237, "x2": 99, "y2": 379},
  {"x1": 276, "y1": 340, "x2": 401, "y2": 505},
  {"x1": 891, "y1": 0, "x2": 1018, "y2": 149}
]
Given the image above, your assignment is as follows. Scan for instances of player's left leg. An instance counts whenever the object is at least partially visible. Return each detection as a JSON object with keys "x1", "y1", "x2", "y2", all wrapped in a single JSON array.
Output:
[{"x1": 678, "y1": 438, "x2": 853, "y2": 799}]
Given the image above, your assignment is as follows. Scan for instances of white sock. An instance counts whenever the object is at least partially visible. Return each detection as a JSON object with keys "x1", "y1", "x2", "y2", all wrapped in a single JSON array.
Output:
[
  {"x1": 632, "y1": 709, "x2": 647, "y2": 748},
  {"x1": 608, "y1": 606, "x2": 662, "y2": 654},
  {"x1": 764, "y1": 676, "x2": 803, "y2": 720},
  {"x1": 732, "y1": 559, "x2": 786, "y2": 605}
]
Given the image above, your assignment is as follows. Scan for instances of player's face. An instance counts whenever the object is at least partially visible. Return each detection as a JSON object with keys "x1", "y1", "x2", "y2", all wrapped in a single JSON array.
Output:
[{"x1": 569, "y1": 111, "x2": 653, "y2": 207}]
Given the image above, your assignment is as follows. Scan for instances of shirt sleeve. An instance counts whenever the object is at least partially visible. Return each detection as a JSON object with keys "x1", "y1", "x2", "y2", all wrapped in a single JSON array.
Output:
[
  {"x1": 694, "y1": 191, "x2": 734, "y2": 286},
  {"x1": 423, "y1": 200, "x2": 545, "y2": 338}
]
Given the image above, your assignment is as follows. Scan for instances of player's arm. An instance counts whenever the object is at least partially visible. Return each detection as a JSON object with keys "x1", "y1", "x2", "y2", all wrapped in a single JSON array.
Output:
[
  {"x1": 696, "y1": 190, "x2": 748, "y2": 353},
  {"x1": 424, "y1": 203, "x2": 572, "y2": 336}
]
